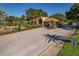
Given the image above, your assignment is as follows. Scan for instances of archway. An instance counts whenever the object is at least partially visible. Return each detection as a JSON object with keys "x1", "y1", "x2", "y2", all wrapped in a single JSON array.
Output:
[{"x1": 38, "y1": 18, "x2": 42, "y2": 24}]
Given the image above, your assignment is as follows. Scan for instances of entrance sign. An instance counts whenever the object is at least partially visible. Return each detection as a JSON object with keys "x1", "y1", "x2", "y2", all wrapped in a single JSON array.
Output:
[
  {"x1": 71, "y1": 38, "x2": 77, "y2": 46},
  {"x1": 71, "y1": 37, "x2": 78, "y2": 52}
]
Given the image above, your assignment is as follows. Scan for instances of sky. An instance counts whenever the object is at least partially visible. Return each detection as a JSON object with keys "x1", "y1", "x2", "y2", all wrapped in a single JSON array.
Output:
[{"x1": 0, "y1": 3, "x2": 73, "y2": 17}]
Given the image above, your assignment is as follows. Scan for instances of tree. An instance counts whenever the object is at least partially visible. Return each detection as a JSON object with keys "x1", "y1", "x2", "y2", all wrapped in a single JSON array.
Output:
[
  {"x1": 50, "y1": 13, "x2": 67, "y2": 21},
  {"x1": 6, "y1": 16, "x2": 16, "y2": 23},
  {"x1": 0, "y1": 9, "x2": 7, "y2": 20},
  {"x1": 65, "y1": 3, "x2": 79, "y2": 28},
  {"x1": 25, "y1": 8, "x2": 48, "y2": 20},
  {"x1": 20, "y1": 15, "x2": 27, "y2": 22},
  {"x1": 37, "y1": 9, "x2": 47, "y2": 17},
  {"x1": 20, "y1": 15, "x2": 26, "y2": 20}
]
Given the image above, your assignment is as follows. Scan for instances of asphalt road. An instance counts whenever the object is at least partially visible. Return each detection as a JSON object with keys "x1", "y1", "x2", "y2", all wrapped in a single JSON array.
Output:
[{"x1": 0, "y1": 27, "x2": 74, "y2": 56}]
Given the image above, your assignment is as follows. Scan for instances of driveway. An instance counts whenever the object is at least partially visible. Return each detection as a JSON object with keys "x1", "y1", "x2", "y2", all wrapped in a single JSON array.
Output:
[{"x1": 0, "y1": 27, "x2": 74, "y2": 56}]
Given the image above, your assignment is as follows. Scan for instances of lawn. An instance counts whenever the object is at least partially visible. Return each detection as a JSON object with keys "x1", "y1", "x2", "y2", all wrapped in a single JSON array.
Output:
[
  {"x1": 0, "y1": 24, "x2": 42, "y2": 36},
  {"x1": 58, "y1": 32, "x2": 79, "y2": 56}
]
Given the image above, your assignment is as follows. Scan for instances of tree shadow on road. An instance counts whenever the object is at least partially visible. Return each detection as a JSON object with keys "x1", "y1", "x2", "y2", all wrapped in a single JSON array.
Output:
[
  {"x1": 43, "y1": 33, "x2": 79, "y2": 45},
  {"x1": 43, "y1": 34, "x2": 69, "y2": 44}
]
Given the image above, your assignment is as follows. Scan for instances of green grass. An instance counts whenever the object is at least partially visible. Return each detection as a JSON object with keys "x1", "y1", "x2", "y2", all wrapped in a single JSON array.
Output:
[
  {"x1": 0, "y1": 24, "x2": 42, "y2": 36},
  {"x1": 58, "y1": 34, "x2": 79, "y2": 56}
]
